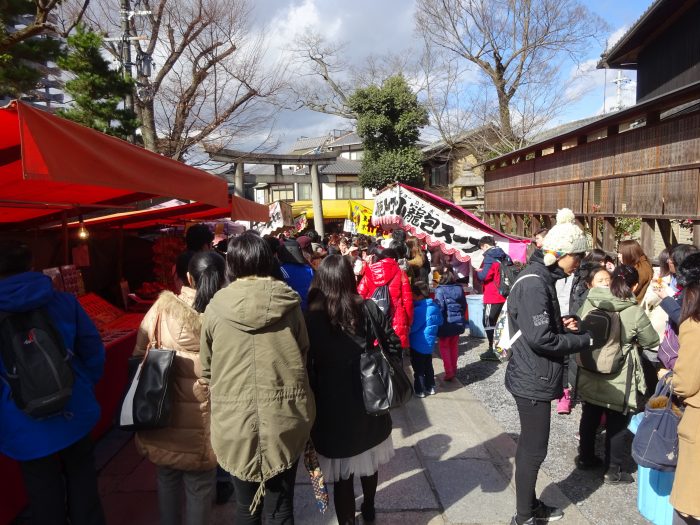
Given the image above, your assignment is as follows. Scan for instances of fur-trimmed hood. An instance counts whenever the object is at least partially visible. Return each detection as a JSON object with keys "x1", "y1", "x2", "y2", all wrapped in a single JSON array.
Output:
[{"x1": 157, "y1": 288, "x2": 202, "y2": 343}]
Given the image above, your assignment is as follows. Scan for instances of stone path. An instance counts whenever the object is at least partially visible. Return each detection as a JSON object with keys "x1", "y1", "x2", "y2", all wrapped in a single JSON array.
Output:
[{"x1": 89, "y1": 349, "x2": 593, "y2": 525}]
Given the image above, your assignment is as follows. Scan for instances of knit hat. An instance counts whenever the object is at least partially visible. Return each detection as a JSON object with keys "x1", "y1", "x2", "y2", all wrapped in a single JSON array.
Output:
[{"x1": 541, "y1": 208, "x2": 588, "y2": 266}]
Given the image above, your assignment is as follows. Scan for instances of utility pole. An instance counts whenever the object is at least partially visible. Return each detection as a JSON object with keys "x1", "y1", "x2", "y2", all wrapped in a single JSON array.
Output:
[{"x1": 119, "y1": 0, "x2": 134, "y2": 143}]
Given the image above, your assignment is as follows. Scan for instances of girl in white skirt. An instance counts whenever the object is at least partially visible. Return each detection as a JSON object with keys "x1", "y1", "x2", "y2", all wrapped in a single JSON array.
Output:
[{"x1": 306, "y1": 255, "x2": 399, "y2": 524}]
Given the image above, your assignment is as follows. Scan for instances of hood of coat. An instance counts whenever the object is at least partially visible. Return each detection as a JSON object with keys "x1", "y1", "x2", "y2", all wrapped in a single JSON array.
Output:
[
  {"x1": 207, "y1": 278, "x2": 300, "y2": 332},
  {"x1": 0, "y1": 272, "x2": 54, "y2": 312},
  {"x1": 157, "y1": 289, "x2": 202, "y2": 338},
  {"x1": 584, "y1": 287, "x2": 637, "y2": 312},
  {"x1": 484, "y1": 246, "x2": 507, "y2": 262},
  {"x1": 367, "y1": 258, "x2": 400, "y2": 286}
]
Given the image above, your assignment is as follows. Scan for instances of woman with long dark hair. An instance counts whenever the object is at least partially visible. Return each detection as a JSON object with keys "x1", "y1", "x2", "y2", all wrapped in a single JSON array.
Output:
[
  {"x1": 133, "y1": 251, "x2": 226, "y2": 525},
  {"x1": 201, "y1": 232, "x2": 315, "y2": 525},
  {"x1": 306, "y1": 255, "x2": 399, "y2": 524},
  {"x1": 669, "y1": 252, "x2": 700, "y2": 524},
  {"x1": 575, "y1": 265, "x2": 658, "y2": 484}
]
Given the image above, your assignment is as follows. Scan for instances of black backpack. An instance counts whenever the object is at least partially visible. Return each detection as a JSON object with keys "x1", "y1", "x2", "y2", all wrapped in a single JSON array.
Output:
[
  {"x1": 498, "y1": 259, "x2": 520, "y2": 297},
  {"x1": 0, "y1": 309, "x2": 74, "y2": 418},
  {"x1": 370, "y1": 284, "x2": 392, "y2": 320}
]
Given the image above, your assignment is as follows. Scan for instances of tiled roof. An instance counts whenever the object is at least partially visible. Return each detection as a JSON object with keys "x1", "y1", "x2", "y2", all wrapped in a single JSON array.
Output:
[
  {"x1": 289, "y1": 136, "x2": 329, "y2": 153},
  {"x1": 328, "y1": 132, "x2": 362, "y2": 148},
  {"x1": 320, "y1": 158, "x2": 362, "y2": 175},
  {"x1": 529, "y1": 114, "x2": 609, "y2": 144},
  {"x1": 246, "y1": 164, "x2": 296, "y2": 176}
]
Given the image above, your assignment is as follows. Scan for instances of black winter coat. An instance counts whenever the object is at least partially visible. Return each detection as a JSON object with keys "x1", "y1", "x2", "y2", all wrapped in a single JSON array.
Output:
[
  {"x1": 504, "y1": 252, "x2": 591, "y2": 401},
  {"x1": 305, "y1": 300, "x2": 398, "y2": 458}
]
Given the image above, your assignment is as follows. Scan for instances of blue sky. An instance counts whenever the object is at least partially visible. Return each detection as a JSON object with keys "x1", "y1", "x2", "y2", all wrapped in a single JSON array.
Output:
[{"x1": 249, "y1": 0, "x2": 654, "y2": 151}]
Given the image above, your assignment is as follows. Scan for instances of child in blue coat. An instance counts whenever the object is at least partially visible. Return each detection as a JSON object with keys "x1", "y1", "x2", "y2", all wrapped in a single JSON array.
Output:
[{"x1": 409, "y1": 281, "x2": 444, "y2": 397}]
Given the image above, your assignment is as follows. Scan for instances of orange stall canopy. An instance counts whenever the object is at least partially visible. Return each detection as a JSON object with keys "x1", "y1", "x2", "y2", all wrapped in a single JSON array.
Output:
[{"x1": 0, "y1": 101, "x2": 228, "y2": 224}]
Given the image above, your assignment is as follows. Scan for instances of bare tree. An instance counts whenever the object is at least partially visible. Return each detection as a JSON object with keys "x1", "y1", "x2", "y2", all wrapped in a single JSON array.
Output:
[
  {"x1": 288, "y1": 31, "x2": 419, "y2": 120},
  {"x1": 85, "y1": 0, "x2": 286, "y2": 162},
  {"x1": 0, "y1": 0, "x2": 90, "y2": 53},
  {"x1": 415, "y1": 0, "x2": 609, "y2": 150}
]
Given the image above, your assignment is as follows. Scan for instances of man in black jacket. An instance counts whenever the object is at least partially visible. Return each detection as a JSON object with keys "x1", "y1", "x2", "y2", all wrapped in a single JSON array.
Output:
[{"x1": 504, "y1": 209, "x2": 592, "y2": 525}]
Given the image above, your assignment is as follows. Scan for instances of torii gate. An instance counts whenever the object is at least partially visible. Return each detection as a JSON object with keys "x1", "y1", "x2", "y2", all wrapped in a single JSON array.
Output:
[{"x1": 207, "y1": 147, "x2": 339, "y2": 235}]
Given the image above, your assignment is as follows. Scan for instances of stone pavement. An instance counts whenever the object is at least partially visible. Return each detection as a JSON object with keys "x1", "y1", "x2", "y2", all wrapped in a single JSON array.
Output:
[{"x1": 88, "y1": 352, "x2": 592, "y2": 525}]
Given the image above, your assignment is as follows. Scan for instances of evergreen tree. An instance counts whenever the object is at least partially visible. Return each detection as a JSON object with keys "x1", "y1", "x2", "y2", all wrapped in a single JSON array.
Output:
[
  {"x1": 0, "y1": 0, "x2": 63, "y2": 99},
  {"x1": 348, "y1": 75, "x2": 428, "y2": 189},
  {"x1": 58, "y1": 25, "x2": 138, "y2": 140}
]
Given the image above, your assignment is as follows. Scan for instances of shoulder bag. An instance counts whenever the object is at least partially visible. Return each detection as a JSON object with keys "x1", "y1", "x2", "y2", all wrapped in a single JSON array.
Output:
[
  {"x1": 631, "y1": 374, "x2": 683, "y2": 472},
  {"x1": 360, "y1": 302, "x2": 412, "y2": 416},
  {"x1": 118, "y1": 312, "x2": 176, "y2": 431}
]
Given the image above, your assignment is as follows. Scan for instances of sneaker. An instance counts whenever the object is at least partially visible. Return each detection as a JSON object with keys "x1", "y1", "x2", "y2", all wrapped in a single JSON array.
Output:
[
  {"x1": 479, "y1": 349, "x2": 500, "y2": 362},
  {"x1": 532, "y1": 500, "x2": 564, "y2": 522},
  {"x1": 574, "y1": 455, "x2": 604, "y2": 470},
  {"x1": 415, "y1": 391, "x2": 426, "y2": 398},
  {"x1": 604, "y1": 465, "x2": 635, "y2": 485},
  {"x1": 427, "y1": 387, "x2": 437, "y2": 396},
  {"x1": 556, "y1": 388, "x2": 572, "y2": 415}
]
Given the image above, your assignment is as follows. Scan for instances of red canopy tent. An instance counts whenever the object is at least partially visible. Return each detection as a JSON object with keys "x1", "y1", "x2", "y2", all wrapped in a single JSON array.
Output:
[
  {"x1": 60, "y1": 198, "x2": 269, "y2": 230},
  {"x1": 0, "y1": 101, "x2": 229, "y2": 224}
]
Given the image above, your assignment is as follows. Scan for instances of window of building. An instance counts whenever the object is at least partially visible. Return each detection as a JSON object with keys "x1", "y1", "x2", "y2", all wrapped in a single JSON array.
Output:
[
  {"x1": 297, "y1": 183, "x2": 312, "y2": 200},
  {"x1": 271, "y1": 184, "x2": 295, "y2": 202},
  {"x1": 430, "y1": 164, "x2": 449, "y2": 186},
  {"x1": 336, "y1": 182, "x2": 364, "y2": 199}
]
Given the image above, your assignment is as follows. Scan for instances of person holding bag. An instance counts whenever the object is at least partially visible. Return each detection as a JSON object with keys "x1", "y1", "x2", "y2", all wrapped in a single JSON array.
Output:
[
  {"x1": 575, "y1": 265, "x2": 659, "y2": 484},
  {"x1": 667, "y1": 253, "x2": 700, "y2": 524},
  {"x1": 132, "y1": 251, "x2": 226, "y2": 525},
  {"x1": 306, "y1": 255, "x2": 398, "y2": 525}
]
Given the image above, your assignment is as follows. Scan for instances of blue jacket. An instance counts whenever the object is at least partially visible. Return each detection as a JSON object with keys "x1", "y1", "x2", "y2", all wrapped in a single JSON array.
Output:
[
  {"x1": 409, "y1": 298, "x2": 443, "y2": 354},
  {"x1": 476, "y1": 246, "x2": 510, "y2": 282},
  {"x1": 0, "y1": 272, "x2": 104, "y2": 460},
  {"x1": 280, "y1": 263, "x2": 314, "y2": 311},
  {"x1": 435, "y1": 284, "x2": 467, "y2": 337}
]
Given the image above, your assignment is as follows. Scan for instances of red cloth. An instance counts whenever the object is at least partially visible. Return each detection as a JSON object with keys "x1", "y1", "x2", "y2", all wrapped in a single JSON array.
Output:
[
  {"x1": 0, "y1": 101, "x2": 228, "y2": 224},
  {"x1": 357, "y1": 258, "x2": 414, "y2": 348},
  {"x1": 482, "y1": 262, "x2": 506, "y2": 304}
]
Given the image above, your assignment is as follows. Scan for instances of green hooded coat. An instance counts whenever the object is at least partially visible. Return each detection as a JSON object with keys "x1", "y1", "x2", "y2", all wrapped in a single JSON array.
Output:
[
  {"x1": 200, "y1": 277, "x2": 315, "y2": 487},
  {"x1": 576, "y1": 287, "x2": 659, "y2": 413}
]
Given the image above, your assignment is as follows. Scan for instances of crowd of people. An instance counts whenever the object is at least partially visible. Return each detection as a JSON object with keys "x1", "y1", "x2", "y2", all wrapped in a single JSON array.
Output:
[{"x1": 0, "y1": 208, "x2": 699, "y2": 525}]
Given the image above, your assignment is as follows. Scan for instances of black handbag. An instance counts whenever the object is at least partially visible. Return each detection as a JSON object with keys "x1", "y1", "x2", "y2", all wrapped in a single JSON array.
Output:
[
  {"x1": 360, "y1": 302, "x2": 413, "y2": 415},
  {"x1": 118, "y1": 312, "x2": 175, "y2": 431}
]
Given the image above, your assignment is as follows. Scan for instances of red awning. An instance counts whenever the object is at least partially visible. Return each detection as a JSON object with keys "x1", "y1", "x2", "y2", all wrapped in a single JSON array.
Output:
[
  {"x1": 59, "y1": 197, "x2": 269, "y2": 230},
  {"x1": 0, "y1": 101, "x2": 228, "y2": 224}
]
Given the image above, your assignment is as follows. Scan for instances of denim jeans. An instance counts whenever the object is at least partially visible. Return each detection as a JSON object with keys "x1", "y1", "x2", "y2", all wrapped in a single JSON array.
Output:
[{"x1": 157, "y1": 466, "x2": 216, "y2": 525}]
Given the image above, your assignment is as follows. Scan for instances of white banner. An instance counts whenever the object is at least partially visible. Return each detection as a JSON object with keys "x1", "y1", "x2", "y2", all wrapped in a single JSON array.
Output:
[{"x1": 372, "y1": 185, "x2": 515, "y2": 269}]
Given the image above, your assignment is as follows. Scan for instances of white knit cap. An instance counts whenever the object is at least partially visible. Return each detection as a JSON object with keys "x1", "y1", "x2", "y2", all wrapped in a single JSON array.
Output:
[{"x1": 542, "y1": 208, "x2": 588, "y2": 266}]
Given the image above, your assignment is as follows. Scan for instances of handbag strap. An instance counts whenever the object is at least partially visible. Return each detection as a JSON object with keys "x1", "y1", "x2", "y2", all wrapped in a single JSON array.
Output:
[{"x1": 363, "y1": 302, "x2": 386, "y2": 353}]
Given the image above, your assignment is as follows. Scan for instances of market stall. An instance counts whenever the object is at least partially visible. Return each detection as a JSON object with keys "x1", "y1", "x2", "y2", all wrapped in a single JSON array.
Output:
[
  {"x1": 0, "y1": 101, "x2": 237, "y2": 525},
  {"x1": 372, "y1": 183, "x2": 530, "y2": 269}
]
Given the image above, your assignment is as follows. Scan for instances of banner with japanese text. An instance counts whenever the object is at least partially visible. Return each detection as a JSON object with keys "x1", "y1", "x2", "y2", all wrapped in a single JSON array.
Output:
[
  {"x1": 350, "y1": 200, "x2": 377, "y2": 235},
  {"x1": 372, "y1": 184, "x2": 528, "y2": 268}
]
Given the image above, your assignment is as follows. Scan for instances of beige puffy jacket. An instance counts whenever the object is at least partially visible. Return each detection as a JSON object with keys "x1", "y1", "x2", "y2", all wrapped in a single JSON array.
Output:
[{"x1": 132, "y1": 287, "x2": 216, "y2": 471}]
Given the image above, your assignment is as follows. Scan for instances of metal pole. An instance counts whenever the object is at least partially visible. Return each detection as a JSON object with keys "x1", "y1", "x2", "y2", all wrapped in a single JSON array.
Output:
[
  {"x1": 234, "y1": 162, "x2": 244, "y2": 198},
  {"x1": 120, "y1": 0, "x2": 134, "y2": 141}
]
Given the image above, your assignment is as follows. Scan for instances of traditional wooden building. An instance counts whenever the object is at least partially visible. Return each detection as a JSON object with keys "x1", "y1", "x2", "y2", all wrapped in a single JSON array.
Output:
[{"x1": 482, "y1": 0, "x2": 700, "y2": 256}]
